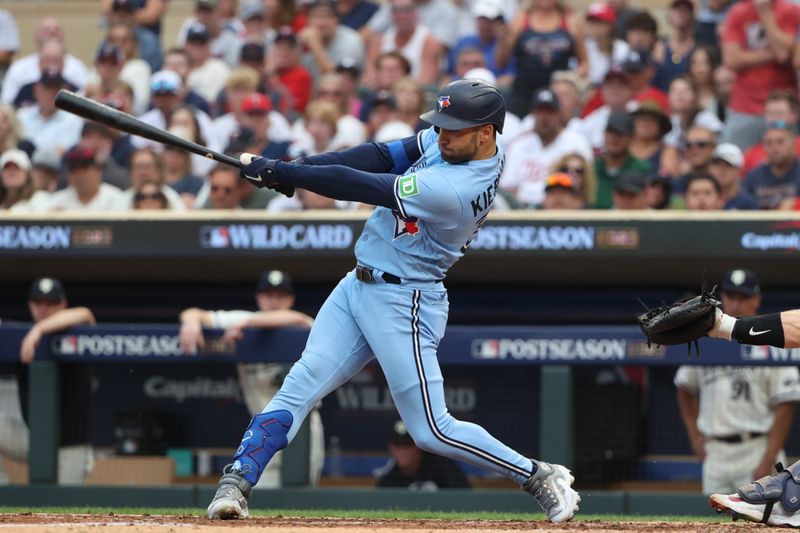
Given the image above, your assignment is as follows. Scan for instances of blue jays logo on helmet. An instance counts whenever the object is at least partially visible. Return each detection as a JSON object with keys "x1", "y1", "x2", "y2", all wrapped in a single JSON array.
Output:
[{"x1": 421, "y1": 79, "x2": 506, "y2": 133}]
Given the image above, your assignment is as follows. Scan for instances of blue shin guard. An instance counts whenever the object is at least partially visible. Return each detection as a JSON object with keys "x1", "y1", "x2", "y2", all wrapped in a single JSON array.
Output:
[{"x1": 232, "y1": 410, "x2": 293, "y2": 486}]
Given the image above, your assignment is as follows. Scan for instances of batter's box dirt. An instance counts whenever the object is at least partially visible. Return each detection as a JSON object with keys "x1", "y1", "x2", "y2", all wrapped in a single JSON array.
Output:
[{"x1": 0, "y1": 514, "x2": 766, "y2": 532}]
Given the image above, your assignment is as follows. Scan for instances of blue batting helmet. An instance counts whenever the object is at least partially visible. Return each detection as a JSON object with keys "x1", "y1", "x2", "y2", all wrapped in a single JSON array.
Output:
[{"x1": 420, "y1": 79, "x2": 506, "y2": 134}]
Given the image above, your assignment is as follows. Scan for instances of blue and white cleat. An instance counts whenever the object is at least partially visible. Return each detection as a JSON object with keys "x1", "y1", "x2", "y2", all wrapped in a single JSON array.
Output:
[
  {"x1": 207, "y1": 464, "x2": 252, "y2": 520},
  {"x1": 523, "y1": 461, "x2": 581, "y2": 523}
]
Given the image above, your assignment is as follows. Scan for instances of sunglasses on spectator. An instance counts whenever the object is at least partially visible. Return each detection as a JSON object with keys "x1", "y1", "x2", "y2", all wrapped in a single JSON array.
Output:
[
  {"x1": 212, "y1": 185, "x2": 235, "y2": 193},
  {"x1": 135, "y1": 192, "x2": 166, "y2": 201},
  {"x1": 318, "y1": 89, "x2": 343, "y2": 97},
  {"x1": 558, "y1": 165, "x2": 585, "y2": 176},
  {"x1": 766, "y1": 120, "x2": 793, "y2": 131},
  {"x1": 245, "y1": 111, "x2": 268, "y2": 117},
  {"x1": 391, "y1": 5, "x2": 416, "y2": 12},
  {"x1": 686, "y1": 141, "x2": 713, "y2": 149}
]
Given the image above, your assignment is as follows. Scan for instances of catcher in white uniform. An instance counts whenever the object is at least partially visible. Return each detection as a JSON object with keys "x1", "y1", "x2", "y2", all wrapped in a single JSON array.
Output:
[
  {"x1": 675, "y1": 269, "x2": 800, "y2": 495},
  {"x1": 179, "y1": 270, "x2": 324, "y2": 487}
]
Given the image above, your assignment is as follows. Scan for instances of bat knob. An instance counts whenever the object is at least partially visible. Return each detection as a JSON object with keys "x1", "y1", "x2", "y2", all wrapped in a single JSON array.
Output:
[{"x1": 240, "y1": 152, "x2": 259, "y2": 165}]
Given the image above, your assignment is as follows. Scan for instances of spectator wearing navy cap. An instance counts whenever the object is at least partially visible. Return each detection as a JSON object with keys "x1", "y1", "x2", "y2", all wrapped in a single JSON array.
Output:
[
  {"x1": 501, "y1": 89, "x2": 593, "y2": 208},
  {"x1": 184, "y1": 23, "x2": 231, "y2": 104},
  {"x1": 107, "y1": 0, "x2": 163, "y2": 72},
  {"x1": 178, "y1": 0, "x2": 243, "y2": 67},
  {"x1": 622, "y1": 48, "x2": 670, "y2": 113},
  {"x1": 16, "y1": 68, "x2": 83, "y2": 156},
  {"x1": 86, "y1": 43, "x2": 153, "y2": 117},
  {"x1": 35, "y1": 147, "x2": 123, "y2": 212},
  {"x1": 239, "y1": 42, "x2": 266, "y2": 72},
  {"x1": 742, "y1": 120, "x2": 800, "y2": 209}
]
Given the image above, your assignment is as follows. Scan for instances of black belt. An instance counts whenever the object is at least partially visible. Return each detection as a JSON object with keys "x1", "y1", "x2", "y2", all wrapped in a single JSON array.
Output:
[
  {"x1": 355, "y1": 265, "x2": 442, "y2": 285},
  {"x1": 709, "y1": 432, "x2": 765, "y2": 444},
  {"x1": 355, "y1": 265, "x2": 401, "y2": 284}
]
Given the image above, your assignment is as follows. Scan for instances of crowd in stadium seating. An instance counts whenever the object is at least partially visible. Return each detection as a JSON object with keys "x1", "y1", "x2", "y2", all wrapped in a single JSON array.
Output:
[{"x1": 1, "y1": 0, "x2": 799, "y2": 212}]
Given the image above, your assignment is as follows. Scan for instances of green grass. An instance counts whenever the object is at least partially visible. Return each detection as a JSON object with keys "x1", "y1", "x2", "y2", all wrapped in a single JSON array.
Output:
[{"x1": 0, "y1": 507, "x2": 730, "y2": 523}]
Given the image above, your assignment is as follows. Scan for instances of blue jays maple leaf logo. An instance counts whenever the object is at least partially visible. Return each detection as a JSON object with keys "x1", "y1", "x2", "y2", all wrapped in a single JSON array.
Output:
[
  {"x1": 392, "y1": 210, "x2": 421, "y2": 239},
  {"x1": 437, "y1": 95, "x2": 451, "y2": 112}
]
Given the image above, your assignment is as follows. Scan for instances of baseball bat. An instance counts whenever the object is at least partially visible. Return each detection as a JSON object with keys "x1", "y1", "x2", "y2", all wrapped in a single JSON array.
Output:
[{"x1": 54, "y1": 89, "x2": 242, "y2": 168}]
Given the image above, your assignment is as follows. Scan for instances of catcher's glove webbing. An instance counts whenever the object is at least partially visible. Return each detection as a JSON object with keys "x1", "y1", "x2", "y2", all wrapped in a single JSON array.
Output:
[{"x1": 637, "y1": 283, "x2": 720, "y2": 357}]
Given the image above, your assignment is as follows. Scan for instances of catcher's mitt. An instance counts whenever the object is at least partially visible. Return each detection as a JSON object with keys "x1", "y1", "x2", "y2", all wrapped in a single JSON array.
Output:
[{"x1": 637, "y1": 285, "x2": 720, "y2": 356}]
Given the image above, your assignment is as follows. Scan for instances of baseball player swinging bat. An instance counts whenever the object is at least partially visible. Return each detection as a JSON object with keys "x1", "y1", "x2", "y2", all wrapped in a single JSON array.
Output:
[{"x1": 54, "y1": 90, "x2": 294, "y2": 196}]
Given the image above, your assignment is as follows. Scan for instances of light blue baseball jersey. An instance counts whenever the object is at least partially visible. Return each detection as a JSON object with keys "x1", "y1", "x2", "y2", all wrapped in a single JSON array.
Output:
[{"x1": 355, "y1": 127, "x2": 505, "y2": 282}]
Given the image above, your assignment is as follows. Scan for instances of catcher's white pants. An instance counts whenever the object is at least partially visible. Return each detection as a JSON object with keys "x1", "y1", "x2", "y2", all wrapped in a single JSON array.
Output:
[
  {"x1": 0, "y1": 378, "x2": 28, "y2": 484},
  {"x1": 0, "y1": 378, "x2": 92, "y2": 485},
  {"x1": 703, "y1": 437, "x2": 785, "y2": 495}
]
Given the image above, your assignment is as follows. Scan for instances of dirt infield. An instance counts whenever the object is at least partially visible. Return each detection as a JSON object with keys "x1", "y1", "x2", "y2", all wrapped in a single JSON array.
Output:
[{"x1": 0, "y1": 514, "x2": 764, "y2": 532}]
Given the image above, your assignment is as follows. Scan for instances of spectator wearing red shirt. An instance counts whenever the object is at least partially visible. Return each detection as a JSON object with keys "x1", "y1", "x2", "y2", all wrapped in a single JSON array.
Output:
[
  {"x1": 742, "y1": 90, "x2": 800, "y2": 173},
  {"x1": 721, "y1": 0, "x2": 800, "y2": 150},
  {"x1": 270, "y1": 27, "x2": 312, "y2": 115}
]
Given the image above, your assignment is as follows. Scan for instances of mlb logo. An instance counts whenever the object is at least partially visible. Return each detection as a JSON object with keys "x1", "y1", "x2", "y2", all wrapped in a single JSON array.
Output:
[
  {"x1": 437, "y1": 95, "x2": 451, "y2": 112},
  {"x1": 472, "y1": 339, "x2": 499, "y2": 359},
  {"x1": 741, "y1": 344, "x2": 768, "y2": 361},
  {"x1": 201, "y1": 226, "x2": 230, "y2": 248},
  {"x1": 56, "y1": 335, "x2": 78, "y2": 355}
]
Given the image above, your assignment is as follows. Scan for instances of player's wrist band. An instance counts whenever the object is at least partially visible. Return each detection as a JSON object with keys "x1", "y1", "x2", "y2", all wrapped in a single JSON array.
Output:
[{"x1": 731, "y1": 313, "x2": 785, "y2": 348}]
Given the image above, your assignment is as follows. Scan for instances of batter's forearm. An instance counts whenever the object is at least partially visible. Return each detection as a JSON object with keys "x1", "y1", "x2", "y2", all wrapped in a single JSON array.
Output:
[{"x1": 274, "y1": 161, "x2": 398, "y2": 208}]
